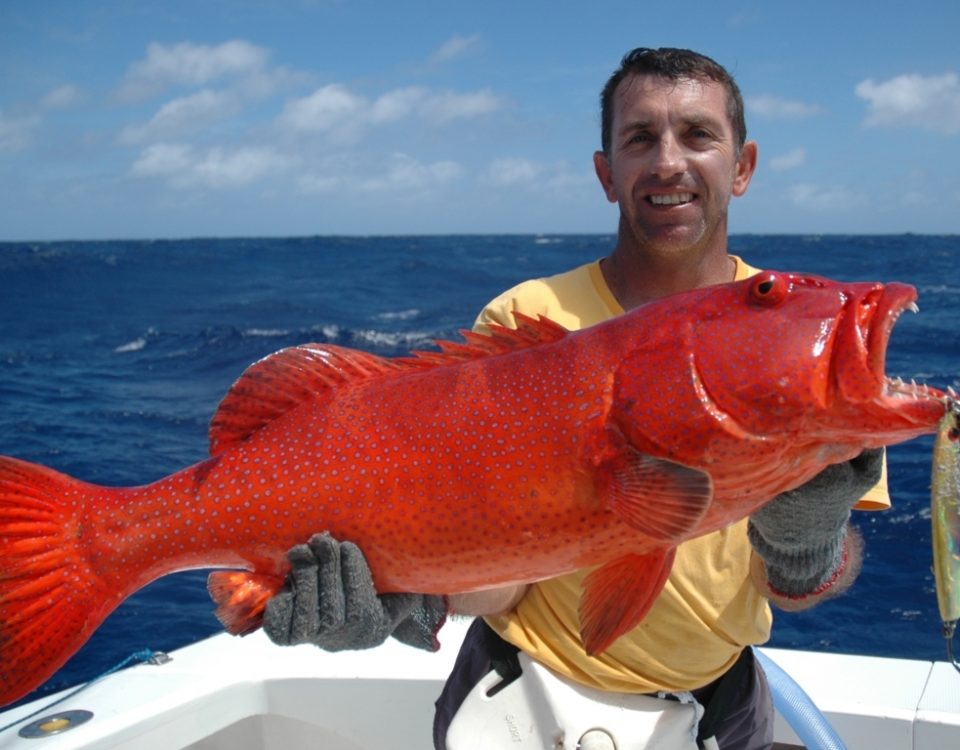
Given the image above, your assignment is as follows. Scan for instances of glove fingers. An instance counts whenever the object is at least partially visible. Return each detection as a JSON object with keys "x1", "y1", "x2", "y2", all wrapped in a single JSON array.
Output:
[
  {"x1": 263, "y1": 587, "x2": 295, "y2": 644},
  {"x1": 287, "y1": 542, "x2": 326, "y2": 642},
  {"x1": 336, "y1": 541, "x2": 392, "y2": 648},
  {"x1": 307, "y1": 533, "x2": 346, "y2": 633}
]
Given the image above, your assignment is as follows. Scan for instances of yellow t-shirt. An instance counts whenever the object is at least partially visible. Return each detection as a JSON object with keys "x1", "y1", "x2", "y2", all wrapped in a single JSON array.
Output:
[{"x1": 475, "y1": 257, "x2": 890, "y2": 693}]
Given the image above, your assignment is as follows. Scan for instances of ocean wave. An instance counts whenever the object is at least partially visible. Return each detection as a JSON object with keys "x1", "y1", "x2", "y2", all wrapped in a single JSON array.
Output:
[
  {"x1": 242, "y1": 328, "x2": 290, "y2": 337},
  {"x1": 375, "y1": 309, "x2": 420, "y2": 321},
  {"x1": 306, "y1": 323, "x2": 341, "y2": 340},
  {"x1": 114, "y1": 337, "x2": 147, "y2": 353},
  {"x1": 351, "y1": 328, "x2": 436, "y2": 350}
]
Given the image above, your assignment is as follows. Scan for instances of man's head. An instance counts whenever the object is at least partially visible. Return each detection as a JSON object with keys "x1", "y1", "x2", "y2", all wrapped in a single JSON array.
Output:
[{"x1": 600, "y1": 47, "x2": 746, "y2": 156}]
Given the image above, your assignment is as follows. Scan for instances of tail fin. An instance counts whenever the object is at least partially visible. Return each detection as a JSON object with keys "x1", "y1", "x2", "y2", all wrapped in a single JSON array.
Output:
[{"x1": 0, "y1": 456, "x2": 118, "y2": 707}]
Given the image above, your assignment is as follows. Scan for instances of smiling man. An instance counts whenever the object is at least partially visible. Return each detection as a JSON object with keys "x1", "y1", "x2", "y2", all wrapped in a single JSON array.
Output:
[{"x1": 262, "y1": 48, "x2": 887, "y2": 750}]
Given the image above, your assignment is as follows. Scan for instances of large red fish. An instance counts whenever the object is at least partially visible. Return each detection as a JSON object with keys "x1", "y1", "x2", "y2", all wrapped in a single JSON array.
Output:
[{"x1": 0, "y1": 271, "x2": 950, "y2": 706}]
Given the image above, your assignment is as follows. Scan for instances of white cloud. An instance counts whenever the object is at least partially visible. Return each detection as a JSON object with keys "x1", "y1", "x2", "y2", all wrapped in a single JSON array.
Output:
[
  {"x1": 119, "y1": 89, "x2": 240, "y2": 144},
  {"x1": 131, "y1": 142, "x2": 193, "y2": 176},
  {"x1": 787, "y1": 183, "x2": 865, "y2": 212},
  {"x1": 369, "y1": 87, "x2": 427, "y2": 124},
  {"x1": 484, "y1": 157, "x2": 543, "y2": 186},
  {"x1": 856, "y1": 72, "x2": 960, "y2": 134},
  {"x1": 117, "y1": 40, "x2": 270, "y2": 101},
  {"x1": 193, "y1": 146, "x2": 288, "y2": 188},
  {"x1": 277, "y1": 84, "x2": 365, "y2": 134},
  {"x1": 0, "y1": 109, "x2": 41, "y2": 152},
  {"x1": 298, "y1": 173, "x2": 343, "y2": 194},
  {"x1": 131, "y1": 142, "x2": 289, "y2": 188},
  {"x1": 747, "y1": 95, "x2": 822, "y2": 119},
  {"x1": 431, "y1": 34, "x2": 482, "y2": 64},
  {"x1": 419, "y1": 89, "x2": 501, "y2": 122},
  {"x1": 277, "y1": 84, "x2": 502, "y2": 137},
  {"x1": 41, "y1": 84, "x2": 83, "y2": 110},
  {"x1": 359, "y1": 153, "x2": 463, "y2": 191},
  {"x1": 768, "y1": 147, "x2": 806, "y2": 172}
]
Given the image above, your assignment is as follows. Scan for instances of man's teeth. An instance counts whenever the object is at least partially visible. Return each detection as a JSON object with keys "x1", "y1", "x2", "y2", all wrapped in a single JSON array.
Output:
[{"x1": 649, "y1": 193, "x2": 694, "y2": 206}]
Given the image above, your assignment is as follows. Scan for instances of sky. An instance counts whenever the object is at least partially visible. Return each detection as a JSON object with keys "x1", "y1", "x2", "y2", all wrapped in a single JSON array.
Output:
[{"x1": 2, "y1": 1, "x2": 959, "y2": 240}]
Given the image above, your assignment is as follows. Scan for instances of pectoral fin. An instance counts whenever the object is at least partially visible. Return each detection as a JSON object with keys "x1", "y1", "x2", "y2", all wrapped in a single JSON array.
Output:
[
  {"x1": 578, "y1": 548, "x2": 676, "y2": 655},
  {"x1": 603, "y1": 446, "x2": 712, "y2": 540}
]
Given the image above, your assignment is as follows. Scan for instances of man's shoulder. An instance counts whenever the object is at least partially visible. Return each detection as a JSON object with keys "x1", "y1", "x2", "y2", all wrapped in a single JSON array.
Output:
[{"x1": 474, "y1": 261, "x2": 603, "y2": 331}]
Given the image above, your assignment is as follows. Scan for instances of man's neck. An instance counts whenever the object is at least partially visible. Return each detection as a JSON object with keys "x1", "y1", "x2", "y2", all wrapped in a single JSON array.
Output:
[{"x1": 600, "y1": 241, "x2": 736, "y2": 311}]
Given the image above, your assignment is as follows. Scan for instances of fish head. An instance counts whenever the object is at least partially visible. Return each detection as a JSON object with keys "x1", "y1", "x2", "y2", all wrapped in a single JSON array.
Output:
[{"x1": 613, "y1": 270, "x2": 948, "y2": 464}]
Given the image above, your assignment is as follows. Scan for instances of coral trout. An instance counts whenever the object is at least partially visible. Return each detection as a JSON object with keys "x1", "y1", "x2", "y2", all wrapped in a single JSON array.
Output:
[{"x1": 0, "y1": 271, "x2": 951, "y2": 706}]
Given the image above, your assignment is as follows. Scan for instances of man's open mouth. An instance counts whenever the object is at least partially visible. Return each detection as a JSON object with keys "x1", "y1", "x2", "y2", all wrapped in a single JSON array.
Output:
[{"x1": 647, "y1": 192, "x2": 695, "y2": 206}]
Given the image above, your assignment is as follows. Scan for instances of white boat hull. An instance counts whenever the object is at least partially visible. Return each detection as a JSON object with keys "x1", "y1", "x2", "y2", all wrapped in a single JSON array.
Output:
[{"x1": 1, "y1": 619, "x2": 958, "y2": 749}]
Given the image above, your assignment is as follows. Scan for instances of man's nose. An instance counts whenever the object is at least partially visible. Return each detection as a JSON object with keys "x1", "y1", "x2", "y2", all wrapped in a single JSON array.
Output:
[{"x1": 650, "y1": 134, "x2": 686, "y2": 178}]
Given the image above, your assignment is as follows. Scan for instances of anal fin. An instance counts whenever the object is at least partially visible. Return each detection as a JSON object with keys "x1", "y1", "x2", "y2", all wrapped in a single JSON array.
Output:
[
  {"x1": 578, "y1": 547, "x2": 676, "y2": 655},
  {"x1": 208, "y1": 571, "x2": 285, "y2": 636}
]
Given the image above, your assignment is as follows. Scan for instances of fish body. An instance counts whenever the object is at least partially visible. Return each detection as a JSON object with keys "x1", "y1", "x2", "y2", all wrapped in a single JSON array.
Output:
[
  {"x1": 931, "y1": 403, "x2": 960, "y2": 627},
  {"x1": 0, "y1": 271, "x2": 949, "y2": 706}
]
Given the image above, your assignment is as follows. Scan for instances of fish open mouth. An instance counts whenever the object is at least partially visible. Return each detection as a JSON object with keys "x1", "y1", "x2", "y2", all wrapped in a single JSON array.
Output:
[{"x1": 839, "y1": 282, "x2": 947, "y2": 418}]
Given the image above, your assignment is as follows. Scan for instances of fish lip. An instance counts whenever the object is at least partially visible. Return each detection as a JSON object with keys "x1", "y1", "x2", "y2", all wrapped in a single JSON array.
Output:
[
  {"x1": 835, "y1": 282, "x2": 918, "y2": 404},
  {"x1": 868, "y1": 283, "x2": 914, "y2": 383},
  {"x1": 854, "y1": 282, "x2": 946, "y2": 409}
]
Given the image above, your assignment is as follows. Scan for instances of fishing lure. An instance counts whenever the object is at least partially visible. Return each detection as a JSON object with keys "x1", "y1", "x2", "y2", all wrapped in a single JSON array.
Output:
[{"x1": 931, "y1": 394, "x2": 960, "y2": 673}]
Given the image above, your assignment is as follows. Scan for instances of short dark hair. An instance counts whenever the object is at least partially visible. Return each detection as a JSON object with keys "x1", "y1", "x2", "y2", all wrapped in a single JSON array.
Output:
[{"x1": 600, "y1": 47, "x2": 747, "y2": 155}]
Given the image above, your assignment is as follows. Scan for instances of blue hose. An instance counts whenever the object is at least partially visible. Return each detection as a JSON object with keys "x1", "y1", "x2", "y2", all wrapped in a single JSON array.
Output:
[{"x1": 753, "y1": 647, "x2": 847, "y2": 750}]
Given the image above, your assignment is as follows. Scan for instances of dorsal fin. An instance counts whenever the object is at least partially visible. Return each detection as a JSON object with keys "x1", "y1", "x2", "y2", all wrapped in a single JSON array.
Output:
[
  {"x1": 209, "y1": 344, "x2": 400, "y2": 455},
  {"x1": 208, "y1": 313, "x2": 572, "y2": 455},
  {"x1": 405, "y1": 312, "x2": 570, "y2": 364}
]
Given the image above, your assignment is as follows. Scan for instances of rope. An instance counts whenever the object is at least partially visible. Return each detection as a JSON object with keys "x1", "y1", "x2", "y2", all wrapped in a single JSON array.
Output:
[{"x1": 0, "y1": 649, "x2": 165, "y2": 735}]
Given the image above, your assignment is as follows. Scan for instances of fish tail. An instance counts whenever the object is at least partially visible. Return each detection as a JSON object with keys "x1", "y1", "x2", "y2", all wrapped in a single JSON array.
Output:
[{"x1": 0, "y1": 455, "x2": 118, "y2": 707}]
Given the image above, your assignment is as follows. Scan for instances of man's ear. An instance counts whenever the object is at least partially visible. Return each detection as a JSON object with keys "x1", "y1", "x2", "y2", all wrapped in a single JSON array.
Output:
[
  {"x1": 593, "y1": 150, "x2": 618, "y2": 204},
  {"x1": 733, "y1": 141, "x2": 758, "y2": 197}
]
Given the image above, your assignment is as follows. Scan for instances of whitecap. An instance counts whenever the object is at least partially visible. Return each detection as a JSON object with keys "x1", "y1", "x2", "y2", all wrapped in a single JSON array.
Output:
[
  {"x1": 375, "y1": 309, "x2": 420, "y2": 321},
  {"x1": 306, "y1": 323, "x2": 341, "y2": 340},
  {"x1": 352, "y1": 329, "x2": 434, "y2": 349},
  {"x1": 114, "y1": 337, "x2": 146, "y2": 353},
  {"x1": 243, "y1": 328, "x2": 290, "y2": 337}
]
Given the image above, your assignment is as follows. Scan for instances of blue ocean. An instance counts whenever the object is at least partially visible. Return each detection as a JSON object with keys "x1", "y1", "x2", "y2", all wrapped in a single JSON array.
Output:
[{"x1": 1, "y1": 234, "x2": 958, "y2": 704}]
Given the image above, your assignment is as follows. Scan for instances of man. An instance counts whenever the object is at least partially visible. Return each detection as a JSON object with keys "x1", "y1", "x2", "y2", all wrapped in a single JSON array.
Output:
[{"x1": 263, "y1": 48, "x2": 885, "y2": 750}]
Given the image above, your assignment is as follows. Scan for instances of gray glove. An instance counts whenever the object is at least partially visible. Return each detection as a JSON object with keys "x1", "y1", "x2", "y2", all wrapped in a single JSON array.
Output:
[
  {"x1": 263, "y1": 532, "x2": 447, "y2": 651},
  {"x1": 748, "y1": 448, "x2": 884, "y2": 598}
]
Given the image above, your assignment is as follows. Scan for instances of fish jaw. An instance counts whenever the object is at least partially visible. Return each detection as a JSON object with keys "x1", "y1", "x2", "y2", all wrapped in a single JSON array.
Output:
[{"x1": 833, "y1": 281, "x2": 948, "y2": 436}]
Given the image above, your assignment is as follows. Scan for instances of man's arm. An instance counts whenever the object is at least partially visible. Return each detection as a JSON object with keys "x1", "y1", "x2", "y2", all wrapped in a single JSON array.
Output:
[{"x1": 448, "y1": 585, "x2": 529, "y2": 616}]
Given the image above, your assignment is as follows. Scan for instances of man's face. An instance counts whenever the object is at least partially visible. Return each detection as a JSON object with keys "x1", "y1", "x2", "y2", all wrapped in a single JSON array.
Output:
[{"x1": 594, "y1": 74, "x2": 756, "y2": 257}]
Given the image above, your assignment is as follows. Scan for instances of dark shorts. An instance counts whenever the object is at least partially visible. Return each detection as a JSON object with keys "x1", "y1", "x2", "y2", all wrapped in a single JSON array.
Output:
[{"x1": 433, "y1": 618, "x2": 774, "y2": 750}]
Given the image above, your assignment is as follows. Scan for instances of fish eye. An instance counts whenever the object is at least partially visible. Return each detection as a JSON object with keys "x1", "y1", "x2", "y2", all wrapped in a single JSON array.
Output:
[{"x1": 749, "y1": 272, "x2": 788, "y2": 306}]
